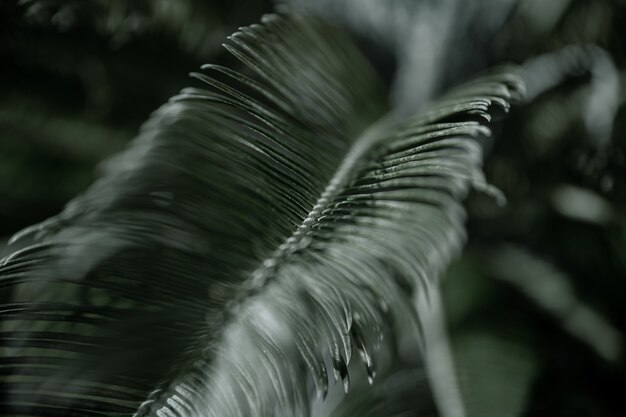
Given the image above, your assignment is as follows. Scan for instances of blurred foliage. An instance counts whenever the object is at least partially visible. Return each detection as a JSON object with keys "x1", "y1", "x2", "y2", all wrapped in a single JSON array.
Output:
[
  {"x1": 0, "y1": 0, "x2": 271, "y2": 235},
  {"x1": 2, "y1": 0, "x2": 626, "y2": 415},
  {"x1": 456, "y1": 0, "x2": 626, "y2": 414}
]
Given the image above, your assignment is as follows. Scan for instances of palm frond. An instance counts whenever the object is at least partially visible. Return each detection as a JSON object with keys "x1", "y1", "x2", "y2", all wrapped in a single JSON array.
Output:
[{"x1": 0, "y1": 12, "x2": 523, "y2": 417}]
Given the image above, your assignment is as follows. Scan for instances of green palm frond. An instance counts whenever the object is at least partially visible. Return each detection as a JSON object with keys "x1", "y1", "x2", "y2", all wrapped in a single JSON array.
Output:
[{"x1": 0, "y1": 12, "x2": 523, "y2": 417}]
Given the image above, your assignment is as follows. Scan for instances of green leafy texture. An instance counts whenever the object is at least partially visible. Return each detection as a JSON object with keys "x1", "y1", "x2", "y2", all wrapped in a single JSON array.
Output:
[{"x1": 0, "y1": 12, "x2": 523, "y2": 417}]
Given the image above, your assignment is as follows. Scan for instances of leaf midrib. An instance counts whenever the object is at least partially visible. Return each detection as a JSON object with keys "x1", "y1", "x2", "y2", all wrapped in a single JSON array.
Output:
[{"x1": 239, "y1": 115, "x2": 395, "y2": 295}]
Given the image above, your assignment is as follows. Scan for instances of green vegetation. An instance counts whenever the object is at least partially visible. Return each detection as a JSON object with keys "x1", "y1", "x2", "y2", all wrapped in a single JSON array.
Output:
[{"x1": 1, "y1": 1, "x2": 624, "y2": 416}]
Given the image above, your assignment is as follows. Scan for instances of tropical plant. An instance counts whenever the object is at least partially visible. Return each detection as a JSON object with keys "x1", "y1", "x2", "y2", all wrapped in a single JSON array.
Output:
[{"x1": 1, "y1": 1, "x2": 625, "y2": 416}]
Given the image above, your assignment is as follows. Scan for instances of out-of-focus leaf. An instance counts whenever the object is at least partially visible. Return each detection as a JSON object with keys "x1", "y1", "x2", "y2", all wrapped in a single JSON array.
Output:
[
  {"x1": 453, "y1": 331, "x2": 538, "y2": 417},
  {"x1": 278, "y1": 0, "x2": 518, "y2": 109},
  {"x1": 489, "y1": 245, "x2": 623, "y2": 362},
  {"x1": 18, "y1": 0, "x2": 270, "y2": 56}
]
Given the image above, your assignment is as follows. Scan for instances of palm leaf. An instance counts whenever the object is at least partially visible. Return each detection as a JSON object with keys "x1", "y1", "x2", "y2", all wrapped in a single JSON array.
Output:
[{"x1": 0, "y1": 12, "x2": 523, "y2": 417}]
